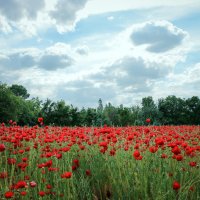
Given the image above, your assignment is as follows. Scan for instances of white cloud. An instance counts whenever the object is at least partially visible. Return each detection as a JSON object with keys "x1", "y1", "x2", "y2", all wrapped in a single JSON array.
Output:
[
  {"x1": 38, "y1": 54, "x2": 73, "y2": 70},
  {"x1": 0, "y1": 51, "x2": 35, "y2": 70},
  {"x1": 0, "y1": 0, "x2": 88, "y2": 35},
  {"x1": 130, "y1": 21, "x2": 188, "y2": 53},
  {"x1": 49, "y1": 0, "x2": 88, "y2": 32},
  {"x1": 0, "y1": 0, "x2": 45, "y2": 21},
  {"x1": 80, "y1": 0, "x2": 200, "y2": 16},
  {"x1": 0, "y1": 0, "x2": 199, "y2": 35},
  {"x1": 89, "y1": 56, "x2": 170, "y2": 90},
  {"x1": 0, "y1": 43, "x2": 74, "y2": 71}
]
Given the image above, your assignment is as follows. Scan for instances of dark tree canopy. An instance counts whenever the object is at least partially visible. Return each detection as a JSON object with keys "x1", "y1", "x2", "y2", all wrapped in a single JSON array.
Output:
[{"x1": 9, "y1": 84, "x2": 30, "y2": 99}]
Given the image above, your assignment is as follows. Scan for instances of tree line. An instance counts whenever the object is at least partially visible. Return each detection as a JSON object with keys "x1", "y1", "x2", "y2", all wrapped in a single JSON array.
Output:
[{"x1": 0, "y1": 83, "x2": 200, "y2": 126}]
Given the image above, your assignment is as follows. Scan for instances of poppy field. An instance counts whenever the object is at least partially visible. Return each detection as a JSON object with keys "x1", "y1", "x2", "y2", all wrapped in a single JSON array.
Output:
[{"x1": 0, "y1": 122, "x2": 200, "y2": 199}]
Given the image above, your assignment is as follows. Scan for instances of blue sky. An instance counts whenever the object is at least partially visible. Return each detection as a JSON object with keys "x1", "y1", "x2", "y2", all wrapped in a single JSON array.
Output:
[{"x1": 0, "y1": 0, "x2": 200, "y2": 107}]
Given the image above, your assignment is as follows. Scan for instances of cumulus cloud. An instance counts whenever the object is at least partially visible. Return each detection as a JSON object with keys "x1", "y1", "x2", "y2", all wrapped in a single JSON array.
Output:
[
  {"x1": 0, "y1": 52, "x2": 35, "y2": 69},
  {"x1": 0, "y1": 0, "x2": 46, "y2": 36},
  {"x1": 130, "y1": 21, "x2": 188, "y2": 53},
  {"x1": 38, "y1": 43, "x2": 74, "y2": 70},
  {"x1": 0, "y1": 0, "x2": 199, "y2": 36},
  {"x1": 49, "y1": 0, "x2": 88, "y2": 31},
  {"x1": 89, "y1": 56, "x2": 171, "y2": 92},
  {"x1": 0, "y1": 0, "x2": 90, "y2": 34},
  {"x1": 0, "y1": 43, "x2": 74, "y2": 71},
  {"x1": 38, "y1": 54, "x2": 73, "y2": 70},
  {"x1": 0, "y1": 0, "x2": 45, "y2": 21}
]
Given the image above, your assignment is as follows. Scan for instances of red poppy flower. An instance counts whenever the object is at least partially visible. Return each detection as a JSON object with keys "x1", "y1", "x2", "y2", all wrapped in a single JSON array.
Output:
[
  {"x1": 46, "y1": 184, "x2": 52, "y2": 189},
  {"x1": 18, "y1": 149, "x2": 25, "y2": 154},
  {"x1": 135, "y1": 155, "x2": 143, "y2": 160},
  {"x1": 38, "y1": 191, "x2": 46, "y2": 197},
  {"x1": 133, "y1": 150, "x2": 140, "y2": 158},
  {"x1": 5, "y1": 191, "x2": 14, "y2": 198},
  {"x1": 72, "y1": 165, "x2": 77, "y2": 171},
  {"x1": 0, "y1": 171, "x2": 8, "y2": 179},
  {"x1": 0, "y1": 144, "x2": 6, "y2": 152},
  {"x1": 173, "y1": 181, "x2": 180, "y2": 190},
  {"x1": 73, "y1": 159, "x2": 79, "y2": 167},
  {"x1": 20, "y1": 191, "x2": 27, "y2": 196},
  {"x1": 189, "y1": 186, "x2": 194, "y2": 191},
  {"x1": 12, "y1": 121, "x2": 17, "y2": 126},
  {"x1": 30, "y1": 181, "x2": 37, "y2": 187},
  {"x1": 155, "y1": 138, "x2": 164, "y2": 146},
  {"x1": 48, "y1": 167, "x2": 59, "y2": 172},
  {"x1": 189, "y1": 162, "x2": 197, "y2": 167},
  {"x1": 99, "y1": 141, "x2": 108, "y2": 148},
  {"x1": 110, "y1": 149, "x2": 116, "y2": 156},
  {"x1": 172, "y1": 146, "x2": 181, "y2": 155},
  {"x1": 146, "y1": 118, "x2": 151, "y2": 123},
  {"x1": 175, "y1": 154, "x2": 183, "y2": 161},
  {"x1": 86, "y1": 170, "x2": 91, "y2": 176},
  {"x1": 38, "y1": 117, "x2": 43, "y2": 123},
  {"x1": 61, "y1": 172, "x2": 72, "y2": 179},
  {"x1": 161, "y1": 154, "x2": 168, "y2": 159},
  {"x1": 56, "y1": 153, "x2": 62, "y2": 159},
  {"x1": 149, "y1": 146, "x2": 158, "y2": 153},
  {"x1": 22, "y1": 157, "x2": 28, "y2": 162},
  {"x1": 24, "y1": 175, "x2": 30, "y2": 180},
  {"x1": 15, "y1": 180, "x2": 27, "y2": 189},
  {"x1": 100, "y1": 148, "x2": 107, "y2": 154}
]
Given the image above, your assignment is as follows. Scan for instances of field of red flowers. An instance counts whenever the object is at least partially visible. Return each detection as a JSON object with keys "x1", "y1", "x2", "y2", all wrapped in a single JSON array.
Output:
[{"x1": 0, "y1": 122, "x2": 200, "y2": 199}]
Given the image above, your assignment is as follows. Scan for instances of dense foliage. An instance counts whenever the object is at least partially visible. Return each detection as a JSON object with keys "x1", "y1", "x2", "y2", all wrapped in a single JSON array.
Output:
[{"x1": 1, "y1": 83, "x2": 200, "y2": 126}]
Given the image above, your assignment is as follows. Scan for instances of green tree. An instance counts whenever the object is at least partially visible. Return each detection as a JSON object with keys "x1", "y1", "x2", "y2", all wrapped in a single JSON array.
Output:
[
  {"x1": 9, "y1": 84, "x2": 30, "y2": 99},
  {"x1": 140, "y1": 96, "x2": 161, "y2": 125},
  {"x1": 50, "y1": 100, "x2": 72, "y2": 126},
  {"x1": 130, "y1": 105, "x2": 141, "y2": 125},
  {"x1": 40, "y1": 98, "x2": 55, "y2": 124},
  {"x1": 118, "y1": 105, "x2": 132, "y2": 126},
  {"x1": 85, "y1": 108, "x2": 97, "y2": 126},
  {"x1": 79, "y1": 108, "x2": 87, "y2": 126},
  {"x1": 70, "y1": 105, "x2": 80, "y2": 126},
  {"x1": 158, "y1": 95, "x2": 186, "y2": 125},
  {"x1": 185, "y1": 96, "x2": 200, "y2": 125},
  {"x1": 103, "y1": 103, "x2": 120, "y2": 126},
  {"x1": 17, "y1": 99, "x2": 40, "y2": 126},
  {"x1": 0, "y1": 84, "x2": 20, "y2": 123}
]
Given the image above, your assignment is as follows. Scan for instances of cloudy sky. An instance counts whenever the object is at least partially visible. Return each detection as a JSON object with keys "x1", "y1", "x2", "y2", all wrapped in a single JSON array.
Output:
[{"x1": 0, "y1": 0, "x2": 200, "y2": 107}]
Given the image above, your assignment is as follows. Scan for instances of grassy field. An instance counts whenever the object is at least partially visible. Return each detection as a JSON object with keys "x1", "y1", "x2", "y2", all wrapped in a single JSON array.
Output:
[{"x1": 0, "y1": 124, "x2": 200, "y2": 199}]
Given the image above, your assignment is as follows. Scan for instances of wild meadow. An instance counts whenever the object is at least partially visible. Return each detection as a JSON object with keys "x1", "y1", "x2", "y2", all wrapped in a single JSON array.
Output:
[{"x1": 0, "y1": 120, "x2": 200, "y2": 199}]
